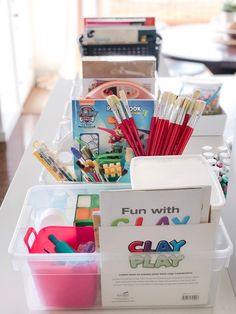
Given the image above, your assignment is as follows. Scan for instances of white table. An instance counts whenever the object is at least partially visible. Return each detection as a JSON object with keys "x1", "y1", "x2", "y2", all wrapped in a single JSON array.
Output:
[{"x1": 1, "y1": 79, "x2": 236, "y2": 314}]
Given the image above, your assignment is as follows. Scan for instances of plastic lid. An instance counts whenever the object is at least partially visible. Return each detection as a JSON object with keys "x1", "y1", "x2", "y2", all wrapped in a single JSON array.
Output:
[
  {"x1": 222, "y1": 158, "x2": 231, "y2": 166},
  {"x1": 208, "y1": 158, "x2": 217, "y2": 166},
  {"x1": 130, "y1": 155, "x2": 225, "y2": 211},
  {"x1": 58, "y1": 151, "x2": 73, "y2": 166},
  {"x1": 181, "y1": 77, "x2": 222, "y2": 87},
  {"x1": 37, "y1": 208, "x2": 67, "y2": 229},
  {"x1": 201, "y1": 145, "x2": 213, "y2": 152},
  {"x1": 219, "y1": 152, "x2": 230, "y2": 160},
  {"x1": 217, "y1": 146, "x2": 228, "y2": 153},
  {"x1": 202, "y1": 152, "x2": 214, "y2": 159},
  {"x1": 212, "y1": 166, "x2": 220, "y2": 176}
]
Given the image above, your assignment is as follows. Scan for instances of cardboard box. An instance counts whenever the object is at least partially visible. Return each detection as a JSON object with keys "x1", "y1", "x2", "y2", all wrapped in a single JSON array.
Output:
[{"x1": 82, "y1": 56, "x2": 156, "y2": 78}]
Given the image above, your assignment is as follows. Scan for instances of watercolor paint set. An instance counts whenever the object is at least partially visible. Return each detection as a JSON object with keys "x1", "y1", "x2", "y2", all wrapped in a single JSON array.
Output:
[{"x1": 74, "y1": 194, "x2": 100, "y2": 227}]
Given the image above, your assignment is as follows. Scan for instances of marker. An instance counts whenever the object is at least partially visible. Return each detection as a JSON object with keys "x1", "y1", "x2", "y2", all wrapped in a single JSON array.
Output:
[{"x1": 71, "y1": 147, "x2": 85, "y2": 162}]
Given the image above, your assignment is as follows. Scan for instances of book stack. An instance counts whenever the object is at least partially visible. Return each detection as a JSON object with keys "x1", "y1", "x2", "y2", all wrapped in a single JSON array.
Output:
[{"x1": 79, "y1": 17, "x2": 162, "y2": 69}]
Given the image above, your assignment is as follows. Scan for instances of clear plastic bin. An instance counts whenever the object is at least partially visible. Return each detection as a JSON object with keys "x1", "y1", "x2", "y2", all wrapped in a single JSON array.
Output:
[
  {"x1": 8, "y1": 184, "x2": 233, "y2": 311},
  {"x1": 131, "y1": 155, "x2": 226, "y2": 223}
]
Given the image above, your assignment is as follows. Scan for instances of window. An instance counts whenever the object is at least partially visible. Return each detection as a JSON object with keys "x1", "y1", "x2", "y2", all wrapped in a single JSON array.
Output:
[{"x1": 82, "y1": 0, "x2": 222, "y2": 25}]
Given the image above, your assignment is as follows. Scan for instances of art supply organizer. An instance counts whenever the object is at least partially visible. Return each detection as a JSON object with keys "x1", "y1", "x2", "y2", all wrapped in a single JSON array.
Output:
[{"x1": 8, "y1": 183, "x2": 233, "y2": 311}]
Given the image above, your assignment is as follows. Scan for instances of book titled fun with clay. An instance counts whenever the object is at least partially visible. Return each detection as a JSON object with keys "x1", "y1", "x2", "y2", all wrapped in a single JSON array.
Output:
[{"x1": 100, "y1": 186, "x2": 211, "y2": 226}]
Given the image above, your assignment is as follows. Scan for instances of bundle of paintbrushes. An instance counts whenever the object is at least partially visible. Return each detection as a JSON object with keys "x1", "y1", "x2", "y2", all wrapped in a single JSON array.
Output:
[
  {"x1": 147, "y1": 90, "x2": 205, "y2": 155},
  {"x1": 106, "y1": 90, "x2": 205, "y2": 156},
  {"x1": 32, "y1": 141, "x2": 76, "y2": 182},
  {"x1": 106, "y1": 91, "x2": 145, "y2": 156},
  {"x1": 70, "y1": 145, "x2": 131, "y2": 182},
  {"x1": 71, "y1": 146, "x2": 106, "y2": 182}
]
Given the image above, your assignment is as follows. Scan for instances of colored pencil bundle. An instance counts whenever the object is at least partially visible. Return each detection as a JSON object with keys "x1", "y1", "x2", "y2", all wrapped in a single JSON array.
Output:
[{"x1": 106, "y1": 90, "x2": 205, "y2": 157}]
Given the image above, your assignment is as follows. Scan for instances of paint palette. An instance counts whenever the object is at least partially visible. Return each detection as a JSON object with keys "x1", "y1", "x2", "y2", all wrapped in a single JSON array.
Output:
[{"x1": 74, "y1": 194, "x2": 100, "y2": 226}]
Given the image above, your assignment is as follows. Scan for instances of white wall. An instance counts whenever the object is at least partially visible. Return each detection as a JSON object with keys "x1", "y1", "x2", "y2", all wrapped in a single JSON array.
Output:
[
  {"x1": 31, "y1": 0, "x2": 79, "y2": 79},
  {"x1": 11, "y1": 0, "x2": 35, "y2": 106},
  {"x1": 0, "y1": 0, "x2": 20, "y2": 141}
]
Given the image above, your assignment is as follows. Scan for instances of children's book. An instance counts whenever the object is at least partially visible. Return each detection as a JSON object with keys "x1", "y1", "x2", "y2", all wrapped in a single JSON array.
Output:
[
  {"x1": 72, "y1": 99, "x2": 154, "y2": 180},
  {"x1": 100, "y1": 186, "x2": 211, "y2": 226},
  {"x1": 99, "y1": 187, "x2": 214, "y2": 307},
  {"x1": 100, "y1": 223, "x2": 216, "y2": 307}
]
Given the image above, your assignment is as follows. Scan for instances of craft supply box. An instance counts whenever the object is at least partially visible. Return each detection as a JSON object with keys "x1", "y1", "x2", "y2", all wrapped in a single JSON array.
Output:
[
  {"x1": 131, "y1": 155, "x2": 225, "y2": 224},
  {"x1": 8, "y1": 184, "x2": 232, "y2": 311},
  {"x1": 82, "y1": 56, "x2": 157, "y2": 79},
  {"x1": 41, "y1": 153, "x2": 225, "y2": 225},
  {"x1": 193, "y1": 109, "x2": 227, "y2": 136},
  {"x1": 180, "y1": 77, "x2": 226, "y2": 136}
]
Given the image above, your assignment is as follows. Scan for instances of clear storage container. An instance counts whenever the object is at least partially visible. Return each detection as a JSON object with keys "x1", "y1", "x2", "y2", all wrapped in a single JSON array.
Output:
[
  {"x1": 8, "y1": 184, "x2": 233, "y2": 311},
  {"x1": 131, "y1": 155, "x2": 226, "y2": 223}
]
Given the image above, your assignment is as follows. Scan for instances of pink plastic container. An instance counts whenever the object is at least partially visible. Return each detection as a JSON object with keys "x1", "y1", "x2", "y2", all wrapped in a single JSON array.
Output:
[
  {"x1": 24, "y1": 226, "x2": 98, "y2": 309},
  {"x1": 85, "y1": 80, "x2": 155, "y2": 99}
]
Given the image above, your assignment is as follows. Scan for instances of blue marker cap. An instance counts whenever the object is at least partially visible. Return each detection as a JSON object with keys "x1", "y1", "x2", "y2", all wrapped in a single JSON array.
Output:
[{"x1": 71, "y1": 147, "x2": 82, "y2": 160}]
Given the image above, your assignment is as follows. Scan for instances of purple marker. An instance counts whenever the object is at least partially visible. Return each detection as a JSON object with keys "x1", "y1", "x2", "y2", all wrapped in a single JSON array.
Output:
[{"x1": 71, "y1": 147, "x2": 85, "y2": 162}]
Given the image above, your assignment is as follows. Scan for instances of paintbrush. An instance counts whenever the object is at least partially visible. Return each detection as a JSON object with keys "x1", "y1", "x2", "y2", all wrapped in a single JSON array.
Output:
[
  {"x1": 106, "y1": 95, "x2": 141, "y2": 156},
  {"x1": 174, "y1": 100, "x2": 205, "y2": 155}
]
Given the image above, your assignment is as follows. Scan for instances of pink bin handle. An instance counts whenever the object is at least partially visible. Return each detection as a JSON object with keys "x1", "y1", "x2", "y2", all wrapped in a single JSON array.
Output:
[{"x1": 24, "y1": 227, "x2": 37, "y2": 253}]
